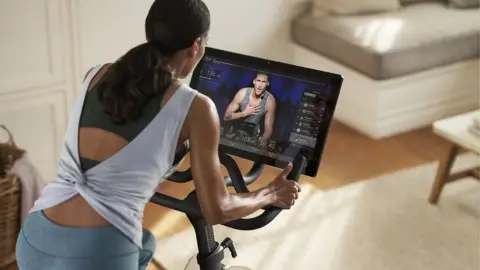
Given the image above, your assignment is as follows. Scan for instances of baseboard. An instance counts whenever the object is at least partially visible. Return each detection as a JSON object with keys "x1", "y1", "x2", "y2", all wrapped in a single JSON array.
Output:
[{"x1": 293, "y1": 45, "x2": 480, "y2": 139}]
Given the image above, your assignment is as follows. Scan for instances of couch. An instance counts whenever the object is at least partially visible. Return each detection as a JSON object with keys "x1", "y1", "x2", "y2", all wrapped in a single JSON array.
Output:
[{"x1": 291, "y1": 0, "x2": 480, "y2": 139}]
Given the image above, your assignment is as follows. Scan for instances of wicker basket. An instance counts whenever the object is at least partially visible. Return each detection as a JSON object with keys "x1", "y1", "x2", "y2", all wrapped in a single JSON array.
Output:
[
  {"x1": 0, "y1": 125, "x2": 24, "y2": 268},
  {"x1": 0, "y1": 175, "x2": 21, "y2": 268}
]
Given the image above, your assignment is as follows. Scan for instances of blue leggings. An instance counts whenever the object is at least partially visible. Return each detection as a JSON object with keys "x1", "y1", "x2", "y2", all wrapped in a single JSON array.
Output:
[{"x1": 15, "y1": 210, "x2": 156, "y2": 270}]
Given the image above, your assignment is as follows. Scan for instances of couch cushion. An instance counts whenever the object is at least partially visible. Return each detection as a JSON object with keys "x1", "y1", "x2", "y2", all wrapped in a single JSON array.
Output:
[
  {"x1": 448, "y1": 0, "x2": 480, "y2": 8},
  {"x1": 400, "y1": 0, "x2": 442, "y2": 5},
  {"x1": 313, "y1": 0, "x2": 401, "y2": 15},
  {"x1": 293, "y1": 3, "x2": 480, "y2": 80}
]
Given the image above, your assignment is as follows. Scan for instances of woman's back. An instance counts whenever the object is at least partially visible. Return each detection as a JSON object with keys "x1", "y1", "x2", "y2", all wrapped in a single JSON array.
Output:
[
  {"x1": 78, "y1": 64, "x2": 168, "y2": 172},
  {"x1": 30, "y1": 64, "x2": 198, "y2": 248}
]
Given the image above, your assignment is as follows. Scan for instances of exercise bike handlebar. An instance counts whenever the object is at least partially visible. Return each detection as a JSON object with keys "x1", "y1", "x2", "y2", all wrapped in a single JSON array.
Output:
[
  {"x1": 164, "y1": 159, "x2": 264, "y2": 189},
  {"x1": 150, "y1": 153, "x2": 306, "y2": 230},
  {"x1": 221, "y1": 153, "x2": 306, "y2": 230}
]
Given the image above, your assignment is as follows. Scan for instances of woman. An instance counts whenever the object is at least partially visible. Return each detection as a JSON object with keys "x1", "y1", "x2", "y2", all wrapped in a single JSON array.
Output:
[{"x1": 15, "y1": 0, "x2": 301, "y2": 269}]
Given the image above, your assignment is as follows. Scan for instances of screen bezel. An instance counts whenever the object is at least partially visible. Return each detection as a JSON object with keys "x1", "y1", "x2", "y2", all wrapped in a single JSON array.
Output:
[{"x1": 189, "y1": 47, "x2": 343, "y2": 177}]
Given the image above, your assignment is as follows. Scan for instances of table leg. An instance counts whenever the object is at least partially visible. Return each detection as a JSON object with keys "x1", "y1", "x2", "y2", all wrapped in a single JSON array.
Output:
[{"x1": 429, "y1": 144, "x2": 460, "y2": 204}]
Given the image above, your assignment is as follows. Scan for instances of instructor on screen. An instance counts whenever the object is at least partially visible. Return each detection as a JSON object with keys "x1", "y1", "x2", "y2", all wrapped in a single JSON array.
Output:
[{"x1": 223, "y1": 72, "x2": 276, "y2": 147}]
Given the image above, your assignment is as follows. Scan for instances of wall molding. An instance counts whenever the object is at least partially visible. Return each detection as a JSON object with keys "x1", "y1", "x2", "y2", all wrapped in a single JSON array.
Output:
[
  {"x1": 0, "y1": 0, "x2": 65, "y2": 95},
  {"x1": 67, "y1": 0, "x2": 83, "y2": 97},
  {"x1": 0, "y1": 0, "x2": 74, "y2": 180},
  {"x1": 0, "y1": 89, "x2": 67, "y2": 180}
]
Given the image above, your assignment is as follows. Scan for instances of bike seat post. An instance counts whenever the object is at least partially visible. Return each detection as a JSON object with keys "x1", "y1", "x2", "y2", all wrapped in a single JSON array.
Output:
[
  {"x1": 187, "y1": 214, "x2": 226, "y2": 270},
  {"x1": 188, "y1": 216, "x2": 217, "y2": 257}
]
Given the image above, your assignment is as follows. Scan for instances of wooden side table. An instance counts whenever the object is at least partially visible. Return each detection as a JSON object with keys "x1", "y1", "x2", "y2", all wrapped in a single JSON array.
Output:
[{"x1": 429, "y1": 110, "x2": 480, "y2": 204}]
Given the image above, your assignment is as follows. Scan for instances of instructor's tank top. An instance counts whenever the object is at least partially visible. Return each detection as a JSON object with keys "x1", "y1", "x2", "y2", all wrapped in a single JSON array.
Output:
[
  {"x1": 239, "y1": 87, "x2": 269, "y2": 125},
  {"x1": 29, "y1": 65, "x2": 198, "y2": 248},
  {"x1": 239, "y1": 87, "x2": 270, "y2": 135}
]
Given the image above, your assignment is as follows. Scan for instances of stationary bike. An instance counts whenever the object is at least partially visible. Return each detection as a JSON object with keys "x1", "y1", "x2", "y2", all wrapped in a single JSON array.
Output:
[{"x1": 150, "y1": 151, "x2": 306, "y2": 270}]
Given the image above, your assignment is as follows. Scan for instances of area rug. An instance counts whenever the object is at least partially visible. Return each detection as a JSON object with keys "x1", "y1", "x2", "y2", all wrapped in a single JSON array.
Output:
[{"x1": 153, "y1": 154, "x2": 480, "y2": 270}]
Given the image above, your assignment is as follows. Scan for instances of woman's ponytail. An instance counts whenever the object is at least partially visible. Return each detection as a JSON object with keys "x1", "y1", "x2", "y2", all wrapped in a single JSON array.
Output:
[{"x1": 96, "y1": 42, "x2": 172, "y2": 124}]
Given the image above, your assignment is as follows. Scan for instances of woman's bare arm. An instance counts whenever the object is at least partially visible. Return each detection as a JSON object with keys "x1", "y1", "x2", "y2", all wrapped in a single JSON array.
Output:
[{"x1": 188, "y1": 94, "x2": 275, "y2": 224}]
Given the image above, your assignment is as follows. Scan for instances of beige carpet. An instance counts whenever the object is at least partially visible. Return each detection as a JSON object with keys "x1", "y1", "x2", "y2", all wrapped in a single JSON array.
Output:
[{"x1": 154, "y1": 154, "x2": 480, "y2": 270}]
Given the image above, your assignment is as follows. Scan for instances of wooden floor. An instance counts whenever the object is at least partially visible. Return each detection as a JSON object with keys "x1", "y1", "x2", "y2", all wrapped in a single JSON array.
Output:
[{"x1": 2, "y1": 120, "x2": 454, "y2": 270}]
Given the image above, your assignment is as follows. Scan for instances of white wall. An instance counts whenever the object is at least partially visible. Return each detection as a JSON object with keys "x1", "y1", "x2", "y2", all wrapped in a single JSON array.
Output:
[
  {"x1": 197, "y1": 0, "x2": 311, "y2": 63},
  {"x1": 77, "y1": 0, "x2": 311, "y2": 80},
  {"x1": 0, "y1": 0, "x2": 311, "y2": 181}
]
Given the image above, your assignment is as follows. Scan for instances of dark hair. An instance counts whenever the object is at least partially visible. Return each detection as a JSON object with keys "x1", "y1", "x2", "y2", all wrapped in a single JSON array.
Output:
[
  {"x1": 97, "y1": 0, "x2": 210, "y2": 124},
  {"x1": 255, "y1": 72, "x2": 269, "y2": 82}
]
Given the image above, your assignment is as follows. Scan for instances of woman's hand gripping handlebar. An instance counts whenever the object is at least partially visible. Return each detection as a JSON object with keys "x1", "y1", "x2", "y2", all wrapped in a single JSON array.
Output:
[
  {"x1": 150, "y1": 154, "x2": 306, "y2": 230},
  {"x1": 220, "y1": 154, "x2": 306, "y2": 230}
]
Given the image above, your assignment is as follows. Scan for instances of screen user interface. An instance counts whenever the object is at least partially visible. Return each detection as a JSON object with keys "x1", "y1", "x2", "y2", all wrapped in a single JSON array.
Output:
[{"x1": 195, "y1": 55, "x2": 334, "y2": 166}]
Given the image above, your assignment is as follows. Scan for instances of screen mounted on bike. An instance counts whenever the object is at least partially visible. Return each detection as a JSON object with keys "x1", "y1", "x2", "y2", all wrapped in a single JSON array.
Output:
[{"x1": 189, "y1": 47, "x2": 343, "y2": 177}]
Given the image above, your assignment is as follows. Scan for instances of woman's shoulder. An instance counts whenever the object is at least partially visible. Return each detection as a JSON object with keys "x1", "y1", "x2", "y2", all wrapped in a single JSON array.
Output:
[
  {"x1": 177, "y1": 87, "x2": 219, "y2": 139},
  {"x1": 182, "y1": 86, "x2": 216, "y2": 118},
  {"x1": 169, "y1": 82, "x2": 214, "y2": 116},
  {"x1": 190, "y1": 91, "x2": 214, "y2": 110}
]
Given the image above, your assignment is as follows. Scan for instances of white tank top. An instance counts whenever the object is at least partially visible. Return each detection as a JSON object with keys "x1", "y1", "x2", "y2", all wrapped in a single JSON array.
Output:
[{"x1": 29, "y1": 65, "x2": 198, "y2": 248}]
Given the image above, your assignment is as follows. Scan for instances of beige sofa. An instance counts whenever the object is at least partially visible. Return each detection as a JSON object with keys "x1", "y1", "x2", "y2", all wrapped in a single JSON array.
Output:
[{"x1": 291, "y1": 1, "x2": 480, "y2": 139}]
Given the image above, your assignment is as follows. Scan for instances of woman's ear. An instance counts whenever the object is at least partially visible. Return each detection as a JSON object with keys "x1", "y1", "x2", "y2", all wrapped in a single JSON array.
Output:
[{"x1": 187, "y1": 38, "x2": 202, "y2": 59}]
